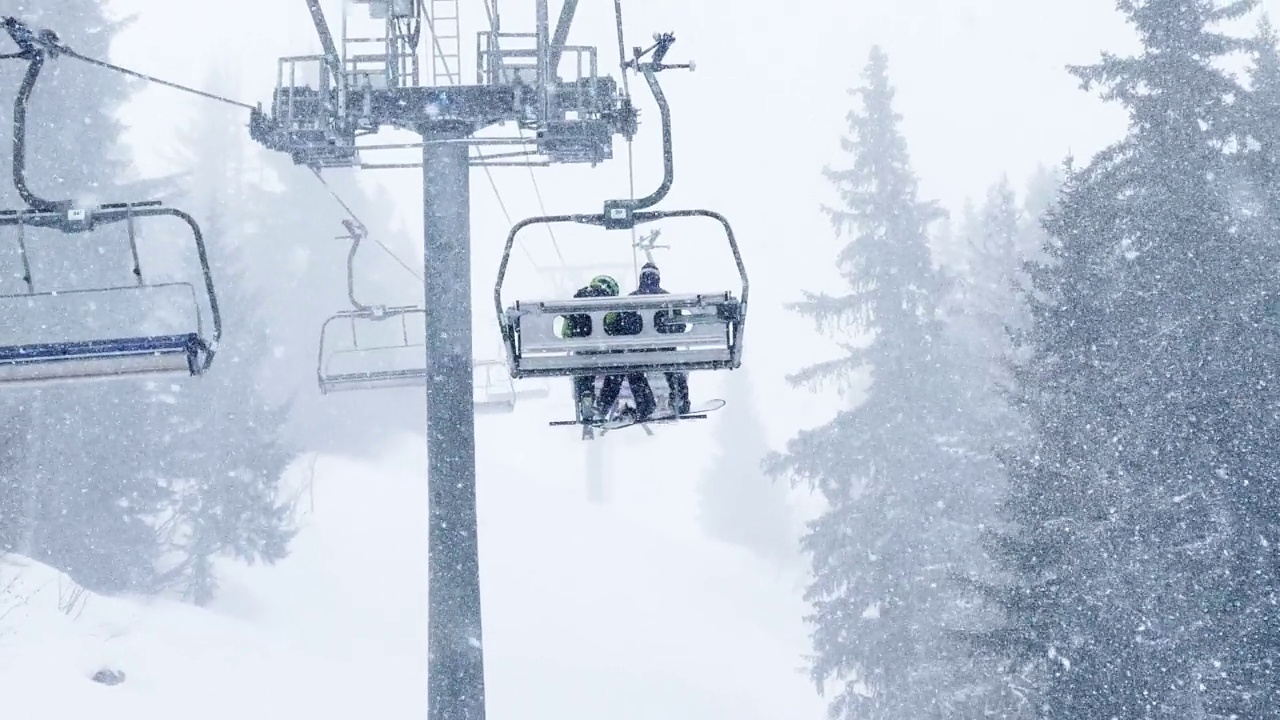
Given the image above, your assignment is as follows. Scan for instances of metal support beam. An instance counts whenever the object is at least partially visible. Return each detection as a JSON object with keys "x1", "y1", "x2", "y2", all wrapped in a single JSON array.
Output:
[
  {"x1": 535, "y1": 0, "x2": 550, "y2": 120},
  {"x1": 548, "y1": 0, "x2": 580, "y2": 74},
  {"x1": 422, "y1": 131, "x2": 486, "y2": 720},
  {"x1": 303, "y1": 0, "x2": 343, "y2": 79}
]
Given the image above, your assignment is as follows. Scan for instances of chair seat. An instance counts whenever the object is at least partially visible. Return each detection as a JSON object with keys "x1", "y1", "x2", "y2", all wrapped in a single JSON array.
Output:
[
  {"x1": 502, "y1": 292, "x2": 741, "y2": 378},
  {"x1": 0, "y1": 334, "x2": 203, "y2": 384},
  {"x1": 319, "y1": 366, "x2": 429, "y2": 393},
  {"x1": 0, "y1": 333, "x2": 199, "y2": 363}
]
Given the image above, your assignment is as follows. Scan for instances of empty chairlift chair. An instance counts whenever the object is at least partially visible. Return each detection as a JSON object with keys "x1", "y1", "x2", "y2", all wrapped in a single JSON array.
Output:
[
  {"x1": 315, "y1": 219, "x2": 431, "y2": 393},
  {"x1": 317, "y1": 303, "x2": 428, "y2": 393},
  {"x1": 0, "y1": 27, "x2": 218, "y2": 385},
  {"x1": 473, "y1": 358, "x2": 516, "y2": 412},
  {"x1": 0, "y1": 205, "x2": 220, "y2": 385},
  {"x1": 473, "y1": 356, "x2": 552, "y2": 412},
  {"x1": 315, "y1": 221, "x2": 549, "y2": 411}
]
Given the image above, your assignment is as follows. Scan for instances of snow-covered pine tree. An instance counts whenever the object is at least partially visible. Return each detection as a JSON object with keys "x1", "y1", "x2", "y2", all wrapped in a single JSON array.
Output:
[
  {"x1": 696, "y1": 368, "x2": 795, "y2": 567},
  {"x1": 1021, "y1": 164, "x2": 1062, "y2": 251},
  {"x1": 974, "y1": 1, "x2": 1280, "y2": 714},
  {"x1": 929, "y1": 199, "x2": 973, "y2": 273},
  {"x1": 1244, "y1": 16, "x2": 1280, "y2": 234},
  {"x1": 1195, "y1": 14, "x2": 1280, "y2": 715},
  {"x1": 943, "y1": 177, "x2": 1032, "y2": 448},
  {"x1": 148, "y1": 70, "x2": 296, "y2": 604},
  {"x1": 764, "y1": 46, "x2": 1005, "y2": 719},
  {"x1": 968, "y1": 177, "x2": 1023, "y2": 346}
]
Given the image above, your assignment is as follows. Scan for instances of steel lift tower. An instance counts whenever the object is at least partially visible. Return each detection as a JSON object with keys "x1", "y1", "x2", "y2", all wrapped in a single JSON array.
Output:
[{"x1": 249, "y1": 1, "x2": 642, "y2": 718}]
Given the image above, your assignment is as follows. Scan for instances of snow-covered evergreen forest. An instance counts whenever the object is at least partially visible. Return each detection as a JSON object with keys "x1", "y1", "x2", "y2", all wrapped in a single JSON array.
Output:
[
  {"x1": 4, "y1": 0, "x2": 1280, "y2": 717},
  {"x1": 766, "y1": 2, "x2": 1280, "y2": 716}
]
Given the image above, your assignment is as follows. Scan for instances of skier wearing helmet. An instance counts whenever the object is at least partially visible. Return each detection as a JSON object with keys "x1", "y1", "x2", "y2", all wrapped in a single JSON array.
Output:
[{"x1": 560, "y1": 274, "x2": 621, "y2": 415}]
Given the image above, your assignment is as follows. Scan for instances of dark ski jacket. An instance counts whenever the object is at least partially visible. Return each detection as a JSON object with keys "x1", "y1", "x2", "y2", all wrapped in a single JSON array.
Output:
[{"x1": 613, "y1": 277, "x2": 686, "y2": 335}]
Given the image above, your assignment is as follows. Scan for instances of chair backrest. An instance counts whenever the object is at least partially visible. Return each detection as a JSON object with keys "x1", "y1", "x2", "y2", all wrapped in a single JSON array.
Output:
[
  {"x1": 506, "y1": 292, "x2": 740, "y2": 376},
  {"x1": 319, "y1": 343, "x2": 428, "y2": 393},
  {"x1": 0, "y1": 282, "x2": 202, "y2": 349},
  {"x1": 0, "y1": 283, "x2": 205, "y2": 385}
]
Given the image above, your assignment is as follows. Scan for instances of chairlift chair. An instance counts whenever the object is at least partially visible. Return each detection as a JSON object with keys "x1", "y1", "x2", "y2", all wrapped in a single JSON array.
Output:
[
  {"x1": 317, "y1": 303, "x2": 429, "y2": 393},
  {"x1": 0, "y1": 27, "x2": 220, "y2": 385},
  {"x1": 0, "y1": 206, "x2": 220, "y2": 385},
  {"x1": 477, "y1": 356, "x2": 551, "y2": 410},
  {"x1": 316, "y1": 219, "x2": 430, "y2": 393},
  {"x1": 498, "y1": 258, "x2": 745, "y2": 377},
  {"x1": 474, "y1": 358, "x2": 516, "y2": 412},
  {"x1": 493, "y1": 33, "x2": 748, "y2": 388},
  {"x1": 319, "y1": 309, "x2": 560, "y2": 405},
  {"x1": 314, "y1": 221, "x2": 550, "y2": 411}
]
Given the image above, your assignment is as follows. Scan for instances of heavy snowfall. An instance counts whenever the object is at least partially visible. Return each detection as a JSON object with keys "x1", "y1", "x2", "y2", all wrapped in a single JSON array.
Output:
[{"x1": 4, "y1": 0, "x2": 1280, "y2": 718}]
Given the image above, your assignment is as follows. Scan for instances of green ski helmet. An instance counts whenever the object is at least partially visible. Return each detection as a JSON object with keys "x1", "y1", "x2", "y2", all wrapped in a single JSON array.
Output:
[{"x1": 590, "y1": 275, "x2": 620, "y2": 296}]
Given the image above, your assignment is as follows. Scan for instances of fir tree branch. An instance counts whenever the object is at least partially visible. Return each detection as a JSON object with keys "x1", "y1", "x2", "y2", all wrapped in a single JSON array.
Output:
[
  {"x1": 786, "y1": 290, "x2": 873, "y2": 334},
  {"x1": 784, "y1": 349, "x2": 869, "y2": 395}
]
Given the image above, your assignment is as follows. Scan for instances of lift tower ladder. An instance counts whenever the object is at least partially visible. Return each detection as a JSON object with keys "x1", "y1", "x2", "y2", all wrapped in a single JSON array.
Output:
[{"x1": 428, "y1": 0, "x2": 460, "y2": 85}]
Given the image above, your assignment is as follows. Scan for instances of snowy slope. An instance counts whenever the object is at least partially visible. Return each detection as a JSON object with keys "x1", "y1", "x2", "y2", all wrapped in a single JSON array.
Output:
[{"x1": 0, "y1": 394, "x2": 821, "y2": 719}]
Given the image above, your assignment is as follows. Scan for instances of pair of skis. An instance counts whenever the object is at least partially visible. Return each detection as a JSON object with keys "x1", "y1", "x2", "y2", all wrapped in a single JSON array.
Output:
[{"x1": 549, "y1": 398, "x2": 726, "y2": 438}]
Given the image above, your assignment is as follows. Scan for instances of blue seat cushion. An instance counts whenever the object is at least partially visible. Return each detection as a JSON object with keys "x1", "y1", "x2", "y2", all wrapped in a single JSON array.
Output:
[{"x1": 0, "y1": 333, "x2": 200, "y2": 363}]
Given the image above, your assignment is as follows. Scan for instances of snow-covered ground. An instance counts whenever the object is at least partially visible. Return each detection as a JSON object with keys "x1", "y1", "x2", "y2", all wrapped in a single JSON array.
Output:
[{"x1": 0, "y1": 397, "x2": 822, "y2": 719}]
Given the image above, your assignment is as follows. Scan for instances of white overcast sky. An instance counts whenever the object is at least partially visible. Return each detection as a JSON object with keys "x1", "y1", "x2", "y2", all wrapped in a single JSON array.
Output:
[{"x1": 68, "y1": 0, "x2": 1280, "y2": 432}]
